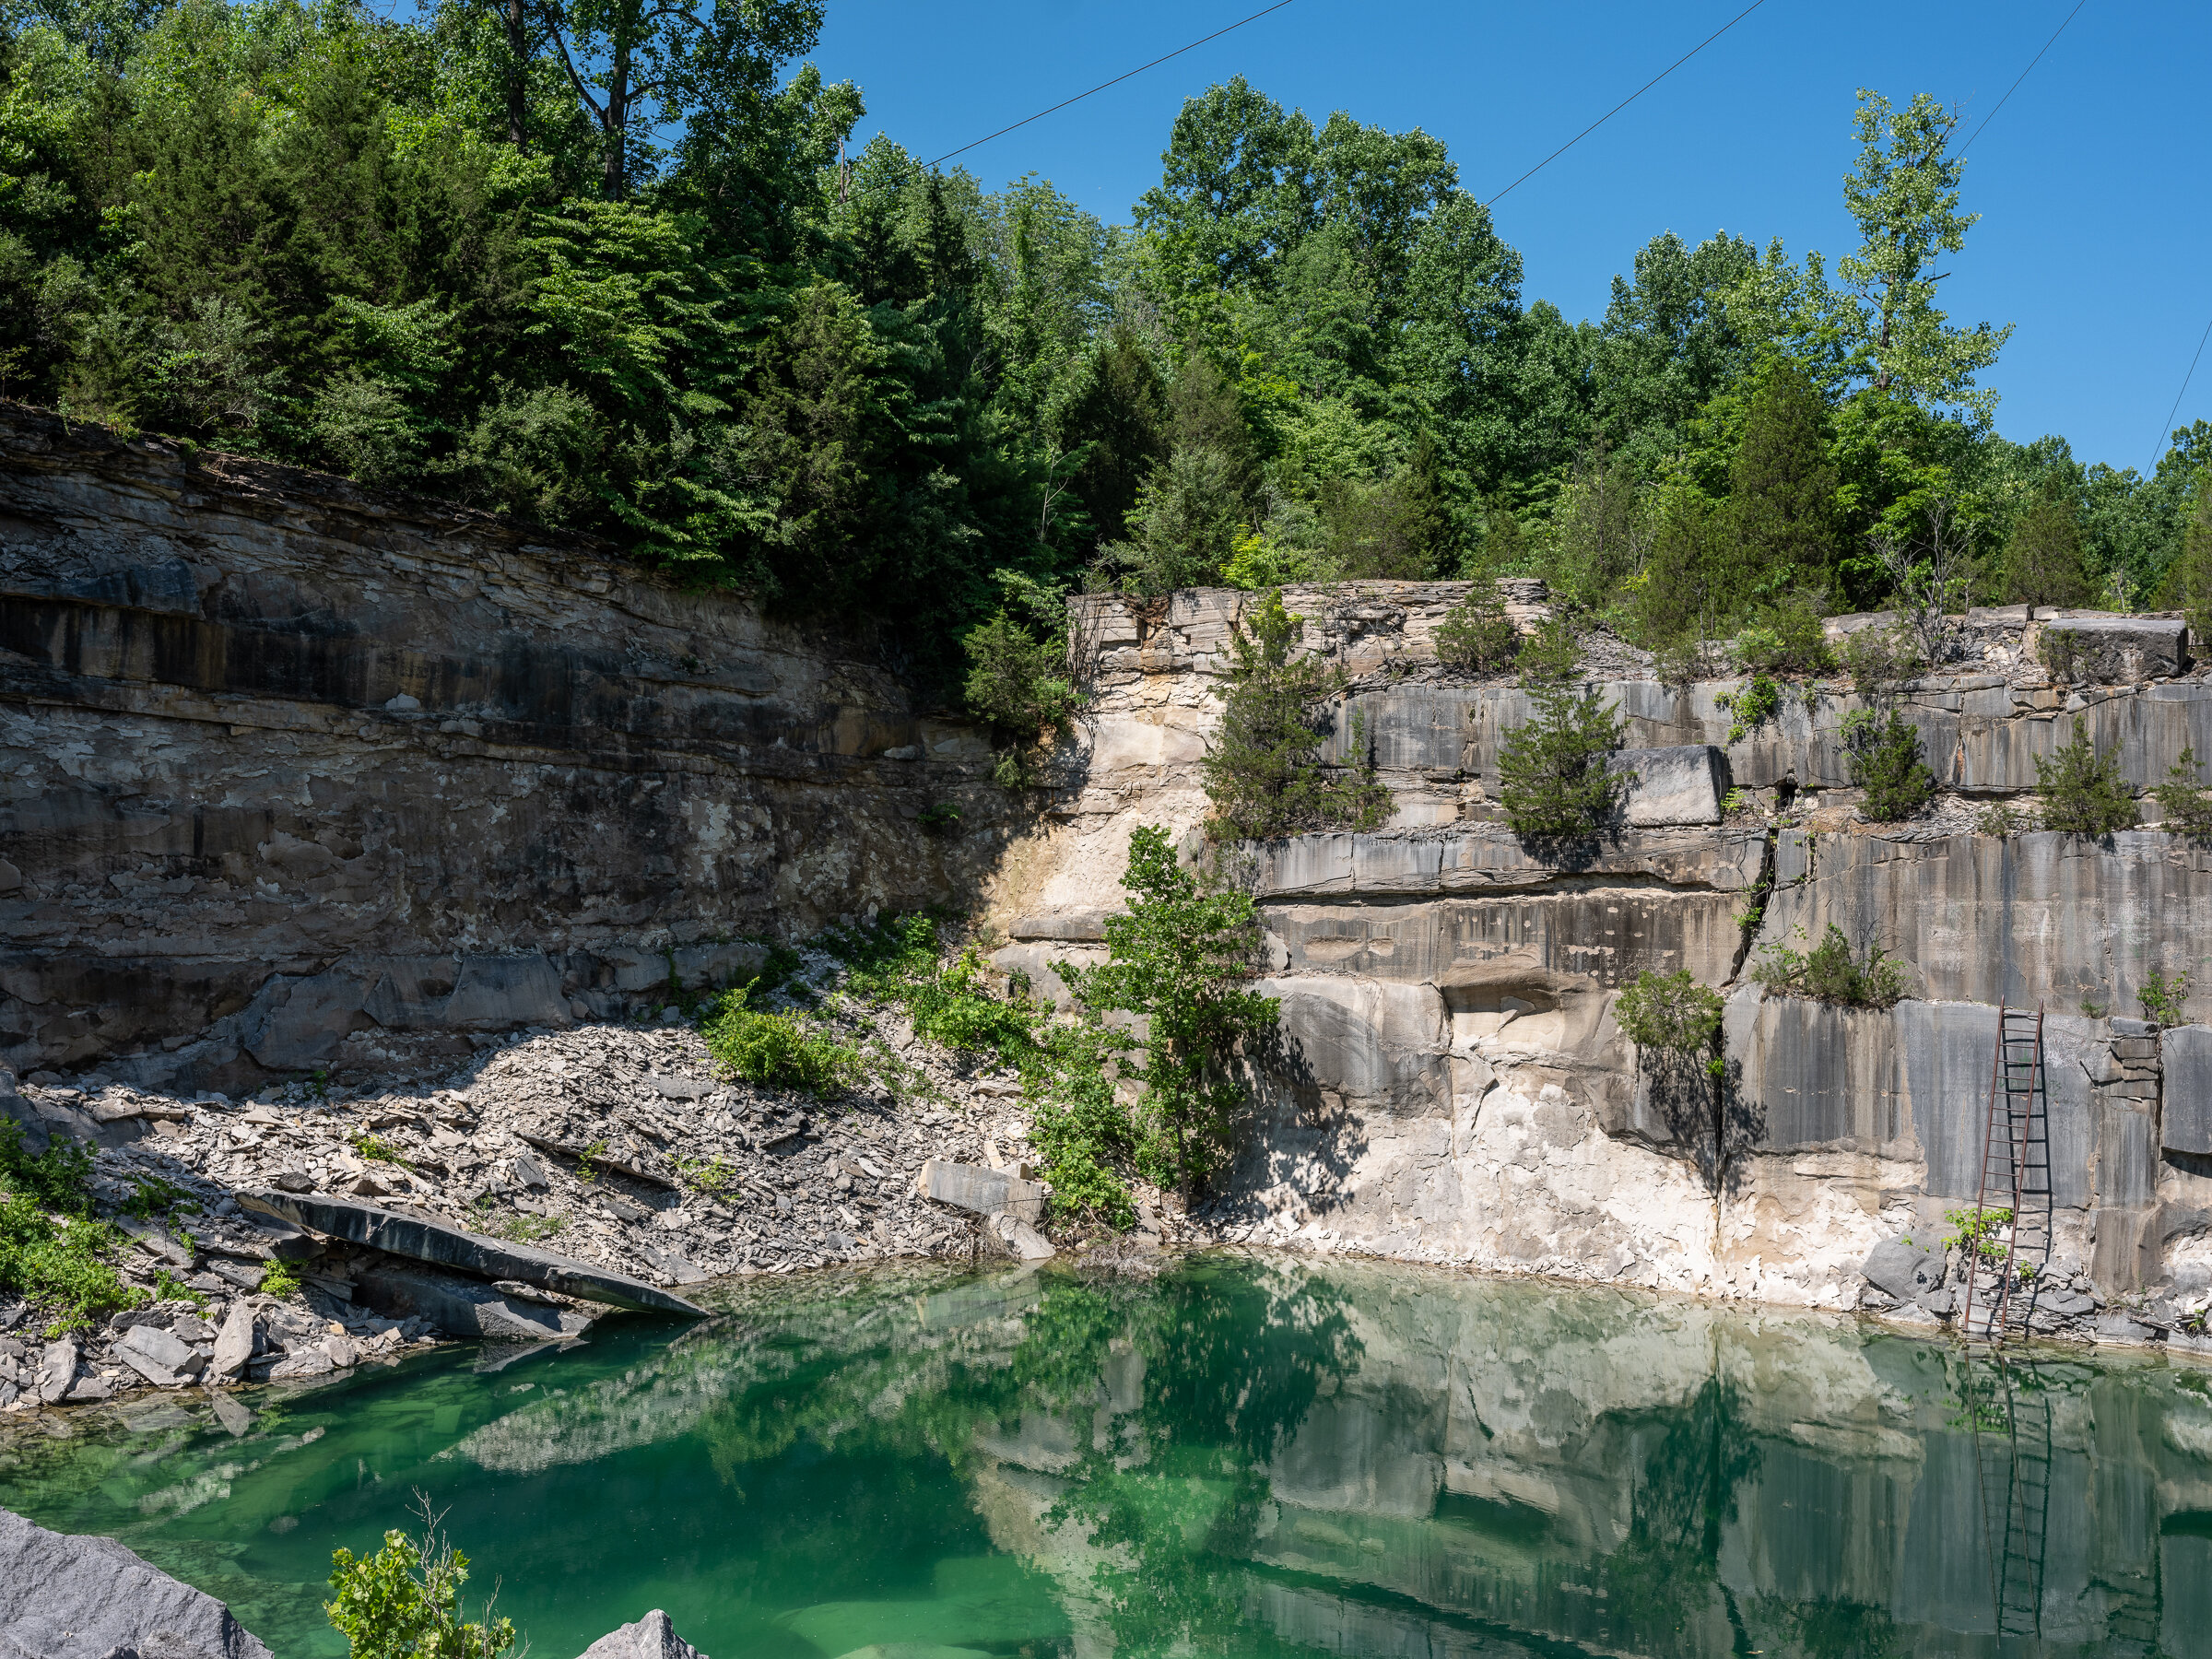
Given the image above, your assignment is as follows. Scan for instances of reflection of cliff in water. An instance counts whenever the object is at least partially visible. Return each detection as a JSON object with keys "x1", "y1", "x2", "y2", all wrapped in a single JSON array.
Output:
[
  {"x1": 446, "y1": 1253, "x2": 2212, "y2": 1657},
  {"x1": 940, "y1": 1258, "x2": 2212, "y2": 1659}
]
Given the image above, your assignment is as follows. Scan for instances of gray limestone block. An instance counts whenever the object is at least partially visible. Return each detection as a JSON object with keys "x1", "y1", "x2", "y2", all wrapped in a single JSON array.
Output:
[
  {"x1": 355, "y1": 1265, "x2": 593, "y2": 1342},
  {"x1": 35, "y1": 1337, "x2": 78, "y2": 1403},
  {"x1": 917, "y1": 1159, "x2": 1044, "y2": 1225},
  {"x1": 2100, "y1": 1105, "x2": 2158, "y2": 1208},
  {"x1": 2040, "y1": 614, "x2": 2187, "y2": 681},
  {"x1": 359, "y1": 957, "x2": 464, "y2": 1029},
  {"x1": 1896, "y1": 1001, "x2": 2095, "y2": 1206},
  {"x1": 116, "y1": 1323, "x2": 204, "y2": 1385},
  {"x1": 575, "y1": 1610, "x2": 707, "y2": 1659},
  {"x1": 1254, "y1": 976, "x2": 1447, "y2": 1114},
  {"x1": 239, "y1": 970, "x2": 373, "y2": 1070},
  {"x1": 2164, "y1": 1024, "x2": 2212, "y2": 1154},
  {"x1": 0, "y1": 1071, "x2": 48, "y2": 1159},
  {"x1": 208, "y1": 1300, "x2": 256, "y2": 1381},
  {"x1": 0, "y1": 1506, "x2": 275, "y2": 1658},
  {"x1": 1863, "y1": 1235, "x2": 1946, "y2": 1301},
  {"x1": 1725, "y1": 990, "x2": 1904, "y2": 1153},
  {"x1": 1616, "y1": 745, "x2": 1727, "y2": 828},
  {"x1": 442, "y1": 954, "x2": 571, "y2": 1030}
]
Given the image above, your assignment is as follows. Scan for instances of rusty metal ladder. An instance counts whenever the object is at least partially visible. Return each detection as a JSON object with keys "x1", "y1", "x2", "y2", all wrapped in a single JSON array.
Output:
[{"x1": 1961, "y1": 1006, "x2": 2053, "y2": 1342}]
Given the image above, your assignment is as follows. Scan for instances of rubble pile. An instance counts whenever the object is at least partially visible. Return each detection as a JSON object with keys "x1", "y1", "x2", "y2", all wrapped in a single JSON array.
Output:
[{"x1": 4, "y1": 1002, "x2": 1194, "y2": 1411}]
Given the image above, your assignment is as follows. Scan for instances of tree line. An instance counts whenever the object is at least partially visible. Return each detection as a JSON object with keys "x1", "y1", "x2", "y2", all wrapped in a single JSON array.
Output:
[{"x1": 3, "y1": 0, "x2": 2208, "y2": 703}]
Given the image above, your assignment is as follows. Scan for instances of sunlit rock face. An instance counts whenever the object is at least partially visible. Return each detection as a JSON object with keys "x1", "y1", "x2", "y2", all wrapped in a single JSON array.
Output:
[{"x1": 992, "y1": 588, "x2": 2212, "y2": 1303}]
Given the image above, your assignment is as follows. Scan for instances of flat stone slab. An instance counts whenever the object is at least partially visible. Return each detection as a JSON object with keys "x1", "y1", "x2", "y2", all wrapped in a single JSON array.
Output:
[
  {"x1": 0, "y1": 1505, "x2": 275, "y2": 1658},
  {"x1": 2040, "y1": 614, "x2": 2187, "y2": 680},
  {"x1": 917, "y1": 1159, "x2": 1044, "y2": 1225},
  {"x1": 516, "y1": 1130, "x2": 681, "y2": 1190},
  {"x1": 239, "y1": 1191, "x2": 707, "y2": 1316}
]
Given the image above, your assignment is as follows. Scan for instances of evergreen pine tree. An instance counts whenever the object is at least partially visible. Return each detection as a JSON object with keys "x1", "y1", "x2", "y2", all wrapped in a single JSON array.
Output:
[
  {"x1": 1494, "y1": 621, "x2": 1629, "y2": 839},
  {"x1": 1725, "y1": 361, "x2": 1838, "y2": 605},
  {"x1": 1202, "y1": 591, "x2": 1394, "y2": 838},
  {"x1": 2005, "y1": 482, "x2": 2091, "y2": 606}
]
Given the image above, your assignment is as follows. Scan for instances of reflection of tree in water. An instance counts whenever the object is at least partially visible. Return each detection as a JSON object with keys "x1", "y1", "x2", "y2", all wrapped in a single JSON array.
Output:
[
  {"x1": 1029, "y1": 1259, "x2": 1364, "y2": 1657},
  {"x1": 1597, "y1": 1375, "x2": 1762, "y2": 1653}
]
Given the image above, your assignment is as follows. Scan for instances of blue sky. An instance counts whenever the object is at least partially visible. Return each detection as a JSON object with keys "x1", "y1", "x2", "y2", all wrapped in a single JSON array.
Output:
[{"x1": 813, "y1": 0, "x2": 2207, "y2": 475}]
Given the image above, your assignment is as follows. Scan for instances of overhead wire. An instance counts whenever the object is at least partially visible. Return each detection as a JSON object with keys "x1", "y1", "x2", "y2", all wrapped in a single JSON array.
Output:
[
  {"x1": 924, "y1": 0, "x2": 1295, "y2": 170},
  {"x1": 1483, "y1": 0, "x2": 1771, "y2": 207},
  {"x1": 1958, "y1": 0, "x2": 2089, "y2": 154},
  {"x1": 2147, "y1": 317, "x2": 2212, "y2": 477}
]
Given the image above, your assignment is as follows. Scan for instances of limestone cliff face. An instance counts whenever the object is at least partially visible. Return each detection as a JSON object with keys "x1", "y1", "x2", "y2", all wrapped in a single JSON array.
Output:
[
  {"x1": 985, "y1": 587, "x2": 2212, "y2": 1302},
  {"x1": 0, "y1": 405, "x2": 1010, "y2": 1090}
]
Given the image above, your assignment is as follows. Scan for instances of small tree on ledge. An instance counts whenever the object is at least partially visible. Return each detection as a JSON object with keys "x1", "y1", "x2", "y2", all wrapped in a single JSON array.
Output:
[
  {"x1": 1494, "y1": 619, "x2": 1629, "y2": 840},
  {"x1": 1202, "y1": 589, "x2": 1393, "y2": 839}
]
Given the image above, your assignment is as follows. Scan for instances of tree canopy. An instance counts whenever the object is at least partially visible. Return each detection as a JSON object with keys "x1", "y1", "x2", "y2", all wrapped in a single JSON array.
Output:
[{"x1": 0, "y1": 4, "x2": 2201, "y2": 699}]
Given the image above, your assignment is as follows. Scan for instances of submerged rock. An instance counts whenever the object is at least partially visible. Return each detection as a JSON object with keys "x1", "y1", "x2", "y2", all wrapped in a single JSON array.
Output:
[{"x1": 0, "y1": 1506, "x2": 275, "y2": 1658}]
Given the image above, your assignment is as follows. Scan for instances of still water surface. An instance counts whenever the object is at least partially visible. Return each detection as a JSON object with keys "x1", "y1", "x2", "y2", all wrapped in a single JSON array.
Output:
[{"x1": 3, "y1": 1253, "x2": 2209, "y2": 1659}]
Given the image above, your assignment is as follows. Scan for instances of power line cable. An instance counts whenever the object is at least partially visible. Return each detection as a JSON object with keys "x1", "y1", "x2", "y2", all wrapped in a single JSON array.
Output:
[
  {"x1": 2147, "y1": 315, "x2": 2212, "y2": 475},
  {"x1": 1484, "y1": 0, "x2": 1771, "y2": 207},
  {"x1": 924, "y1": 0, "x2": 1295, "y2": 170},
  {"x1": 1959, "y1": 0, "x2": 2089, "y2": 154}
]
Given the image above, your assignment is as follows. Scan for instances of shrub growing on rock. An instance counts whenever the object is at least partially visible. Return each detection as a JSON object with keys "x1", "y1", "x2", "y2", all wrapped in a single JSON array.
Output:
[
  {"x1": 1615, "y1": 971, "x2": 1725, "y2": 1077},
  {"x1": 703, "y1": 988, "x2": 861, "y2": 1093},
  {"x1": 1056, "y1": 825, "x2": 1279, "y2": 1201},
  {"x1": 1841, "y1": 708, "x2": 1936, "y2": 821},
  {"x1": 2036, "y1": 719, "x2": 2137, "y2": 836},
  {"x1": 1751, "y1": 924, "x2": 1910, "y2": 1008},
  {"x1": 1434, "y1": 570, "x2": 1520, "y2": 672},
  {"x1": 1494, "y1": 621, "x2": 1627, "y2": 840},
  {"x1": 325, "y1": 1500, "x2": 517, "y2": 1659},
  {"x1": 2153, "y1": 746, "x2": 2212, "y2": 840},
  {"x1": 1202, "y1": 590, "x2": 1392, "y2": 839}
]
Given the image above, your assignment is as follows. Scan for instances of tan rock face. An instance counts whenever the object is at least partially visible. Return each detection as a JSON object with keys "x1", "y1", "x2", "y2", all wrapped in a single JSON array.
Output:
[{"x1": 990, "y1": 587, "x2": 2212, "y2": 1313}]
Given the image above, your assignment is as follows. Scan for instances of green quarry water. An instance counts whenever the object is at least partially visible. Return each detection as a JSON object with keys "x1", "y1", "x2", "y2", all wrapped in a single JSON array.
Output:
[{"x1": 4, "y1": 1253, "x2": 2210, "y2": 1659}]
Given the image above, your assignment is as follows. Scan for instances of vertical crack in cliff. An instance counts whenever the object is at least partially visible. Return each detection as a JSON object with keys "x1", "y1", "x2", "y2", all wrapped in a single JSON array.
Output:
[{"x1": 1725, "y1": 829, "x2": 1780, "y2": 985}]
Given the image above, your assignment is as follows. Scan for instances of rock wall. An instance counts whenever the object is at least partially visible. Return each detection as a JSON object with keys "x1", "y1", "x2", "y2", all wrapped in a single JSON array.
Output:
[
  {"x1": 0, "y1": 405, "x2": 1012, "y2": 1092},
  {"x1": 985, "y1": 585, "x2": 2212, "y2": 1308}
]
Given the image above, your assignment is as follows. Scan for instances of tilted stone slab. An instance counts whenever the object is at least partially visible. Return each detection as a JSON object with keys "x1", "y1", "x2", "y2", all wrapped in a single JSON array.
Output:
[
  {"x1": 239, "y1": 1190, "x2": 707, "y2": 1315},
  {"x1": 356, "y1": 1264, "x2": 596, "y2": 1342},
  {"x1": 916, "y1": 1159, "x2": 1044, "y2": 1225},
  {"x1": 0, "y1": 1505, "x2": 275, "y2": 1658}
]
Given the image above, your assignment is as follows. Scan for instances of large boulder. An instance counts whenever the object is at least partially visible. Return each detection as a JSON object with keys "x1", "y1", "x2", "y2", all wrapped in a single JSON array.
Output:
[
  {"x1": 1618, "y1": 745, "x2": 1727, "y2": 827},
  {"x1": 576, "y1": 1609, "x2": 707, "y2": 1658},
  {"x1": 0, "y1": 1506, "x2": 275, "y2": 1658},
  {"x1": 1862, "y1": 1235, "x2": 1946, "y2": 1302},
  {"x1": 355, "y1": 1265, "x2": 594, "y2": 1342},
  {"x1": 2038, "y1": 614, "x2": 2187, "y2": 681}
]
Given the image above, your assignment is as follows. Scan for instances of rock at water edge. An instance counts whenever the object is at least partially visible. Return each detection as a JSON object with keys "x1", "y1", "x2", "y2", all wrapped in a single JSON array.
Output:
[
  {"x1": 576, "y1": 1608, "x2": 709, "y2": 1658},
  {"x1": 0, "y1": 1506, "x2": 276, "y2": 1658}
]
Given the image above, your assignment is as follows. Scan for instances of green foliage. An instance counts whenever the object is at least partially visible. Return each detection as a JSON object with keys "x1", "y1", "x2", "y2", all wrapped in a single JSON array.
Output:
[
  {"x1": 2038, "y1": 627, "x2": 2084, "y2": 684},
  {"x1": 673, "y1": 1154, "x2": 738, "y2": 1194},
  {"x1": 1726, "y1": 360, "x2": 1839, "y2": 598},
  {"x1": 0, "y1": 1118, "x2": 94, "y2": 1217},
  {"x1": 260, "y1": 1260, "x2": 304, "y2": 1298},
  {"x1": 1715, "y1": 673, "x2": 1781, "y2": 744},
  {"x1": 1434, "y1": 569, "x2": 1520, "y2": 671},
  {"x1": 325, "y1": 1501, "x2": 517, "y2": 1659},
  {"x1": 351, "y1": 1134, "x2": 405, "y2": 1164},
  {"x1": 2035, "y1": 719, "x2": 2137, "y2": 836},
  {"x1": 916, "y1": 802, "x2": 962, "y2": 835},
  {"x1": 1615, "y1": 971, "x2": 1724, "y2": 1059},
  {"x1": 1944, "y1": 1205, "x2": 2013, "y2": 1261},
  {"x1": 2005, "y1": 482, "x2": 2090, "y2": 606},
  {"x1": 1752, "y1": 924, "x2": 1910, "y2": 1008},
  {"x1": 0, "y1": 1121, "x2": 140, "y2": 1334},
  {"x1": 2153, "y1": 746, "x2": 2212, "y2": 840},
  {"x1": 1841, "y1": 707, "x2": 1936, "y2": 820},
  {"x1": 1731, "y1": 600, "x2": 1835, "y2": 675},
  {"x1": 703, "y1": 987, "x2": 860, "y2": 1093},
  {"x1": 1840, "y1": 624, "x2": 1924, "y2": 692},
  {"x1": 1201, "y1": 591, "x2": 1392, "y2": 839},
  {"x1": 1976, "y1": 801, "x2": 2025, "y2": 837},
  {"x1": 1494, "y1": 626, "x2": 1627, "y2": 839},
  {"x1": 2140, "y1": 970, "x2": 2191, "y2": 1029},
  {"x1": 1834, "y1": 90, "x2": 2012, "y2": 418},
  {"x1": 1056, "y1": 827, "x2": 1279, "y2": 1200},
  {"x1": 124, "y1": 1172, "x2": 201, "y2": 1220}
]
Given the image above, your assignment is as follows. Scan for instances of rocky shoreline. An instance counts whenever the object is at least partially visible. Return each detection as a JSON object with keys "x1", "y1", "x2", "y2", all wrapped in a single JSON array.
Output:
[{"x1": 4, "y1": 998, "x2": 1202, "y2": 1413}]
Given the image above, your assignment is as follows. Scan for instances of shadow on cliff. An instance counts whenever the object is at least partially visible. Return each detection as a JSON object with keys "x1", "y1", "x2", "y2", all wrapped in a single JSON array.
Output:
[
  {"x1": 1643, "y1": 1052, "x2": 1766, "y2": 1202},
  {"x1": 1212, "y1": 1024, "x2": 1371, "y2": 1223}
]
